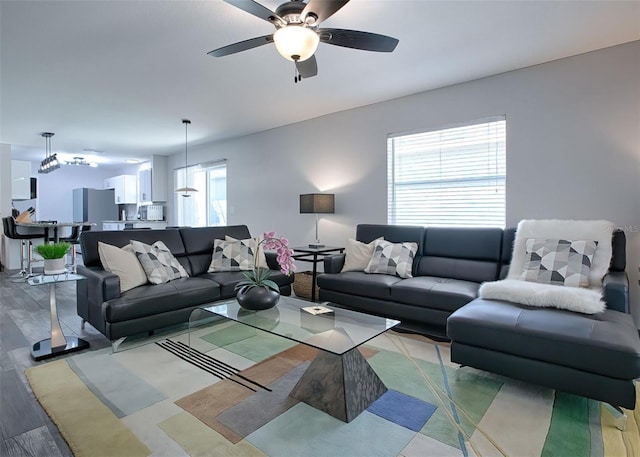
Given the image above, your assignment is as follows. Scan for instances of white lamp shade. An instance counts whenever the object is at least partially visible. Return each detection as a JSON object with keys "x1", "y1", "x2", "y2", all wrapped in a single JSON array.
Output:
[{"x1": 273, "y1": 25, "x2": 319, "y2": 62}]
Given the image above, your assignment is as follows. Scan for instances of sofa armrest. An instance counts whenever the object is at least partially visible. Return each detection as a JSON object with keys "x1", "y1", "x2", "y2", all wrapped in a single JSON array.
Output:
[
  {"x1": 265, "y1": 252, "x2": 280, "y2": 270},
  {"x1": 603, "y1": 271, "x2": 629, "y2": 314},
  {"x1": 323, "y1": 254, "x2": 346, "y2": 274},
  {"x1": 77, "y1": 265, "x2": 121, "y2": 305}
]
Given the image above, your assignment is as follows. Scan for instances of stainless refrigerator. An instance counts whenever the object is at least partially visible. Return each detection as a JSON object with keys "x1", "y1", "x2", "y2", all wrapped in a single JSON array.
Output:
[{"x1": 73, "y1": 188, "x2": 118, "y2": 226}]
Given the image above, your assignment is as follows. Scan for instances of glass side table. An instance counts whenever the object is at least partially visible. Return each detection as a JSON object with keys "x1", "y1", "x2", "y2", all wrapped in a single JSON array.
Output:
[{"x1": 27, "y1": 272, "x2": 90, "y2": 361}]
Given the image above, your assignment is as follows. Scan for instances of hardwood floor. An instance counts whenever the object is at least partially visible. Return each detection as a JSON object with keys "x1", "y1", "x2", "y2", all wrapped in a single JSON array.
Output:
[{"x1": 0, "y1": 270, "x2": 110, "y2": 456}]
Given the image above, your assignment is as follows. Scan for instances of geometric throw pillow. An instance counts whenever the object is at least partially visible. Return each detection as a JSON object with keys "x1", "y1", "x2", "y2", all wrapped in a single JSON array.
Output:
[
  {"x1": 225, "y1": 236, "x2": 268, "y2": 269},
  {"x1": 208, "y1": 238, "x2": 257, "y2": 272},
  {"x1": 520, "y1": 238, "x2": 598, "y2": 288},
  {"x1": 341, "y1": 237, "x2": 383, "y2": 273},
  {"x1": 364, "y1": 239, "x2": 418, "y2": 279},
  {"x1": 97, "y1": 242, "x2": 148, "y2": 292},
  {"x1": 130, "y1": 240, "x2": 189, "y2": 285}
]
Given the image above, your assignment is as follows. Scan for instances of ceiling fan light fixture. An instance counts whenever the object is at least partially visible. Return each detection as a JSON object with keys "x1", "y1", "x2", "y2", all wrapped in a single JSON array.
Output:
[{"x1": 273, "y1": 25, "x2": 319, "y2": 62}]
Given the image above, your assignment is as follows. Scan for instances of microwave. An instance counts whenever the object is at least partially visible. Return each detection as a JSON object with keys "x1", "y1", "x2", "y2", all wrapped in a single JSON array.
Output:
[{"x1": 140, "y1": 205, "x2": 164, "y2": 220}]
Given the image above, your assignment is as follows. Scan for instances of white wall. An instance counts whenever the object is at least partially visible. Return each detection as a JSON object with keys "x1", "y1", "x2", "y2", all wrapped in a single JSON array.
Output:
[
  {"x1": 167, "y1": 42, "x2": 639, "y2": 323},
  {"x1": 11, "y1": 163, "x2": 141, "y2": 223}
]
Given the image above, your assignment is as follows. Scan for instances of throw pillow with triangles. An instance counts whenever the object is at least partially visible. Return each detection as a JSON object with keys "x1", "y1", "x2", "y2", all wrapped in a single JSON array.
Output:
[
  {"x1": 130, "y1": 240, "x2": 189, "y2": 284},
  {"x1": 365, "y1": 239, "x2": 418, "y2": 279}
]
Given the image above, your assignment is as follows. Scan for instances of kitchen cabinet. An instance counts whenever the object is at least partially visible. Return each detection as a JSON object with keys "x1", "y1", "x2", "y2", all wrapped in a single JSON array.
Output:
[
  {"x1": 104, "y1": 174, "x2": 137, "y2": 204},
  {"x1": 138, "y1": 169, "x2": 152, "y2": 202},
  {"x1": 102, "y1": 222, "x2": 125, "y2": 231},
  {"x1": 138, "y1": 155, "x2": 167, "y2": 202},
  {"x1": 11, "y1": 160, "x2": 31, "y2": 200}
]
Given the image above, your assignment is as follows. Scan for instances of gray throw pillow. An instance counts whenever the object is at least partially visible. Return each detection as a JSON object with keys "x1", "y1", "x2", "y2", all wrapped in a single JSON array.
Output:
[
  {"x1": 208, "y1": 238, "x2": 258, "y2": 272},
  {"x1": 520, "y1": 238, "x2": 598, "y2": 288},
  {"x1": 364, "y1": 239, "x2": 418, "y2": 279},
  {"x1": 130, "y1": 240, "x2": 189, "y2": 285}
]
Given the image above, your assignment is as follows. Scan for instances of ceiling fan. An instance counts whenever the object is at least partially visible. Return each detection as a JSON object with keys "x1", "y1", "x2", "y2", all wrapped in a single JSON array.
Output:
[{"x1": 208, "y1": 0, "x2": 399, "y2": 82}]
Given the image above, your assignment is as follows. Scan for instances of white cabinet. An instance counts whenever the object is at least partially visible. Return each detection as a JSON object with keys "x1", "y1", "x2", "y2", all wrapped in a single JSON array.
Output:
[
  {"x1": 138, "y1": 169, "x2": 152, "y2": 203},
  {"x1": 102, "y1": 222, "x2": 125, "y2": 231},
  {"x1": 138, "y1": 155, "x2": 167, "y2": 203},
  {"x1": 11, "y1": 160, "x2": 31, "y2": 200},
  {"x1": 104, "y1": 175, "x2": 137, "y2": 204}
]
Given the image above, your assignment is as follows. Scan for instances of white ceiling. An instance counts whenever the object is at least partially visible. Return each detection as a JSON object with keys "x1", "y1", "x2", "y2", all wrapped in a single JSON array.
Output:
[{"x1": 2, "y1": 0, "x2": 639, "y2": 168}]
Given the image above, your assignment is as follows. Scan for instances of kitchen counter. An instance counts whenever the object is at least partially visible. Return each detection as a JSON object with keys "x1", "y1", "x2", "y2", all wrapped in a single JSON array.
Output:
[{"x1": 102, "y1": 221, "x2": 167, "y2": 231}]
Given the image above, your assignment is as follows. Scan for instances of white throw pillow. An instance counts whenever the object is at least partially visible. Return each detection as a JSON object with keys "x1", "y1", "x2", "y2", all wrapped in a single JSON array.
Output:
[
  {"x1": 130, "y1": 240, "x2": 189, "y2": 285},
  {"x1": 365, "y1": 239, "x2": 418, "y2": 279},
  {"x1": 341, "y1": 238, "x2": 383, "y2": 272},
  {"x1": 225, "y1": 236, "x2": 268, "y2": 269},
  {"x1": 520, "y1": 238, "x2": 598, "y2": 288},
  {"x1": 97, "y1": 242, "x2": 148, "y2": 292}
]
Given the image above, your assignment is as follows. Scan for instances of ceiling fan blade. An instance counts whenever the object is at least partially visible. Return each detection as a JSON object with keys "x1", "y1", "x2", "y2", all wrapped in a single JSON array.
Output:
[
  {"x1": 296, "y1": 55, "x2": 318, "y2": 79},
  {"x1": 318, "y1": 28, "x2": 398, "y2": 52},
  {"x1": 224, "y1": 0, "x2": 284, "y2": 25},
  {"x1": 301, "y1": 0, "x2": 350, "y2": 25},
  {"x1": 207, "y1": 34, "x2": 274, "y2": 57}
]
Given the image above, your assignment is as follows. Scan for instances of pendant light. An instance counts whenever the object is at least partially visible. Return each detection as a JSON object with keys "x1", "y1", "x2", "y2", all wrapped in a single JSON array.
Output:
[
  {"x1": 38, "y1": 132, "x2": 60, "y2": 174},
  {"x1": 176, "y1": 119, "x2": 197, "y2": 197}
]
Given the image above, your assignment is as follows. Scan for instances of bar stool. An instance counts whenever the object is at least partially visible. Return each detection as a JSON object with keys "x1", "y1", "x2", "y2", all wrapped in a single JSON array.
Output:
[
  {"x1": 59, "y1": 224, "x2": 91, "y2": 272},
  {"x1": 2, "y1": 217, "x2": 45, "y2": 281}
]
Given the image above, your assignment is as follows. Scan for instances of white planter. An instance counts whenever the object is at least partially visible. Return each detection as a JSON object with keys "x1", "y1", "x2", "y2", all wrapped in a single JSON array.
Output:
[{"x1": 43, "y1": 258, "x2": 66, "y2": 275}]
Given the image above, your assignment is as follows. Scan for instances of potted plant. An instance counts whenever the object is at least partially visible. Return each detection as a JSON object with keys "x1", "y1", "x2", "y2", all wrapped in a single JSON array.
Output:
[
  {"x1": 235, "y1": 232, "x2": 296, "y2": 310},
  {"x1": 35, "y1": 242, "x2": 71, "y2": 275}
]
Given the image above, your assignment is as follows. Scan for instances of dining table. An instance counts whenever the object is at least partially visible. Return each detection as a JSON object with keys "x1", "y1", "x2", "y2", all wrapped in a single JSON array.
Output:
[{"x1": 16, "y1": 221, "x2": 87, "y2": 243}]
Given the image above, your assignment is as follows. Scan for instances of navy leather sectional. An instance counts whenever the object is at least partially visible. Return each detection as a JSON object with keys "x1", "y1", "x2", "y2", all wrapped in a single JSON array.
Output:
[{"x1": 318, "y1": 224, "x2": 640, "y2": 410}]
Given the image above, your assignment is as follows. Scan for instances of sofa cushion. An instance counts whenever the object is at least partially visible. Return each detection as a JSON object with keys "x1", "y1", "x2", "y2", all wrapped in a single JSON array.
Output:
[
  {"x1": 341, "y1": 238, "x2": 380, "y2": 272},
  {"x1": 417, "y1": 227, "x2": 503, "y2": 283},
  {"x1": 200, "y1": 270, "x2": 295, "y2": 297},
  {"x1": 317, "y1": 271, "x2": 402, "y2": 300},
  {"x1": 97, "y1": 242, "x2": 148, "y2": 292},
  {"x1": 447, "y1": 298, "x2": 640, "y2": 380},
  {"x1": 520, "y1": 238, "x2": 597, "y2": 288},
  {"x1": 390, "y1": 276, "x2": 479, "y2": 312},
  {"x1": 104, "y1": 277, "x2": 221, "y2": 323},
  {"x1": 179, "y1": 225, "x2": 252, "y2": 276},
  {"x1": 365, "y1": 240, "x2": 418, "y2": 279},
  {"x1": 208, "y1": 238, "x2": 258, "y2": 272},
  {"x1": 131, "y1": 240, "x2": 189, "y2": 284}
]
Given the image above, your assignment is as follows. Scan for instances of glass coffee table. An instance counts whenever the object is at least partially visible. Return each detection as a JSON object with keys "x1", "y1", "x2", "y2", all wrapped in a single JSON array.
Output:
[{"x1": 189, "y1": 296, "x2": 400, "y2": 422}]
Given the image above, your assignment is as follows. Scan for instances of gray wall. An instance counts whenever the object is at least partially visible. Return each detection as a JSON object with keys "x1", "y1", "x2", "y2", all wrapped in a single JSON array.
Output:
[{"x1": 167, "y1": 41, "x2": 640, "y2": 323}]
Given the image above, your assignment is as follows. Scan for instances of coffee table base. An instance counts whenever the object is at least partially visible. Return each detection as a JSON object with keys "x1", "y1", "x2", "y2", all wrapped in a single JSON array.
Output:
[
  {"x1": 31, "y1": 337, "x2": 90, "y2": 361},
  {"x1": 290, "y1": 347, "x2": 387, "y2": 422}
]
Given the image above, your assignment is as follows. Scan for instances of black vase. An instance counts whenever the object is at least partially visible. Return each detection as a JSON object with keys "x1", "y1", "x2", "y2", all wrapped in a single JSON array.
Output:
[{"x1": 236, "y1": 287, "x2": 280, "y2": 311}]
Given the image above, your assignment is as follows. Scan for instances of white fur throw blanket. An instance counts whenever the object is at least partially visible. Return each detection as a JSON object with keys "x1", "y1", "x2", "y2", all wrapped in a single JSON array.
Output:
[
  {"x1": 480, "y1": 219, "x2": 615, "y2": 314},
  {"x1": 480, "y1": 279, "x2": 605, "y2": 314},
  {"x1": 507, "y1": 219, "x2": 615, "y2": 287}
]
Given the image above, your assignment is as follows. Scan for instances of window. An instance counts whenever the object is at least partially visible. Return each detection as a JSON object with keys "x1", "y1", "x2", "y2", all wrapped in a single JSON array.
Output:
[
  {"x1": 387, "y1": 117, "x2": 506, "y2": 228},
  {"x1": 175, "y1": 162, "x2": 227, "y2": 227}
]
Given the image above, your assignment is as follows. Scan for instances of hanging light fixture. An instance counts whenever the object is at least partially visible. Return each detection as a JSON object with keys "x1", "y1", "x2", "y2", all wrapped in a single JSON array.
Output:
[
  {"x1": 175, "y1": 119, "x2": 197, "y2": 197},
  {"x1": 38, "y1": 132, "x2": 60, "y2": 174}
]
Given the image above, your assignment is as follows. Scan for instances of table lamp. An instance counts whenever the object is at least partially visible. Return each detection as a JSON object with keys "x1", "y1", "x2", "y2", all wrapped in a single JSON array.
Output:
[{"x1": 300, "y1": 193, "x2": 335, "y2": 248}]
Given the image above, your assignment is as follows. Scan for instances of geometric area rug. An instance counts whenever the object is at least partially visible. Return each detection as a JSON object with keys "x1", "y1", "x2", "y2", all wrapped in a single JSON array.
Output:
[{"x1": 25, "y1": 320, "x2": 640, "y2": 457}]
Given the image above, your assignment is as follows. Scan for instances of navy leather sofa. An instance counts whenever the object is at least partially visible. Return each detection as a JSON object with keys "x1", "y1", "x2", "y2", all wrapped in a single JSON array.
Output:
[
  {"x1": 77, "y1": 225, "x2": 294, "y2": 342},
  {"x1": 318, "y1": 224, "x2": 513, "y2": 337}
]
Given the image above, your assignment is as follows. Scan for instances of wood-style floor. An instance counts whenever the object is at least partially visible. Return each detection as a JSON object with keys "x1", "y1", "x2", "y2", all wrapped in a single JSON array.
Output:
[{"x1": 0, "y1": 269, "x2": 110, "y2": 456}]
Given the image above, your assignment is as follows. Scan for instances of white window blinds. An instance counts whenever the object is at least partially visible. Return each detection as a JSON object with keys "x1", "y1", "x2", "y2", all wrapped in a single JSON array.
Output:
[{"x1": 387, "y1": 117, "x2": 506, "y2": 227}]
